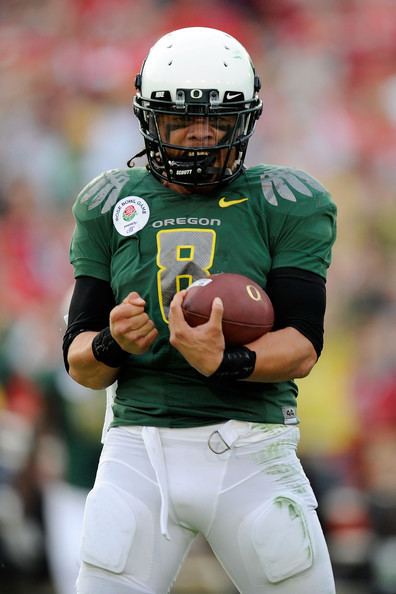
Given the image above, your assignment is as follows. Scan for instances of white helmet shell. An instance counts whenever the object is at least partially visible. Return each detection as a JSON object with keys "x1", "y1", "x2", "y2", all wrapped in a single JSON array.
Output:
[{"x1": 140, "y1": 27, "x2": 257, "y2": 103}]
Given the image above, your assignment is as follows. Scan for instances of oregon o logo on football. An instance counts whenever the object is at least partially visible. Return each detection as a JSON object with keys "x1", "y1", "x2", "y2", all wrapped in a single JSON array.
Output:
[{"x1": 246, "y1": 284, "x2": 262, "y2": 301}]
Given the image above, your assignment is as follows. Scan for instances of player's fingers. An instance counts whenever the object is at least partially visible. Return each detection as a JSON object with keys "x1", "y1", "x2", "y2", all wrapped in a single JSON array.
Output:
[
  {"x1": 171, "y1": 289, "x2": 187, "y2": 305},
  {"x1": 209, "y1": 297, "x2": 224, "y2": 328},
  {"x1": 113, "y1": 311, "x2": 152, "y2": 338},
  {"x1": 110, "y1": 303, "x2": 129, "y2": 323},
  {"x1": 123, "y1": 291, "x2": 146, "y2": 306},
  {"x1": 169, "y1": 290, "x2": 187, "y2": 324},
  {"x1": 110, "y1": 302, "x2": 140, "y2": 323},
  {"x1": 113, "y1": 316, "x2": 158, "y2": 353},
  {"x1": 126, "y1": 316, "x2": 156, "y2": 337},
  {"x1": 135, "y1": 326, "x2": 159, "y2": 349},
  {"x1": 129, "y1": 324, "x2": 159, "y2": 354}
]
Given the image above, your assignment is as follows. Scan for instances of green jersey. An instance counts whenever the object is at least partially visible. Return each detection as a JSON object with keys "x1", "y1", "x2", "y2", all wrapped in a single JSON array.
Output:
[{"x1": 70, "y1": 164, "x2": 336, "y2": 428}]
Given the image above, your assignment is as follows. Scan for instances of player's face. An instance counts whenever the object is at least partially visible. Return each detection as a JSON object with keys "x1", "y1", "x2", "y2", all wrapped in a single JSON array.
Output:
[
  {"x1": 156, "y1": 114, "x2": 236, "y2": 149},
  {"x1": 148, "y1": 112, "x2": 243, "y2": 190}
]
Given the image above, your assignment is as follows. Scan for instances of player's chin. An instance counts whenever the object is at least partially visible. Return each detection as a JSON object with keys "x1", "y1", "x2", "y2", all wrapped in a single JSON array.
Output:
[{"x1": 163, "y1": 149, "x2": 238, "y2": 193}]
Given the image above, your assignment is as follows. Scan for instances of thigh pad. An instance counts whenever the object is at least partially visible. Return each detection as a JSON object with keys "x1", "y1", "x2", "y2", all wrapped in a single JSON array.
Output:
[
  {"x1": 81, "y1": 482, "x2": 154, "y2": 577},
  {"x1": 238, "y1": 494, "x2": 313, "y2": 584}
]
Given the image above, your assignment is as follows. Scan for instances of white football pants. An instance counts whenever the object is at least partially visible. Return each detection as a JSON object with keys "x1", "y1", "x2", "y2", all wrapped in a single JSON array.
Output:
[
  {"x1": 77, "y1": 422, "x2": 336, "y2": 594},
  {"x1": 43, "y1": 482, "x2": 88, "y2": 594}
]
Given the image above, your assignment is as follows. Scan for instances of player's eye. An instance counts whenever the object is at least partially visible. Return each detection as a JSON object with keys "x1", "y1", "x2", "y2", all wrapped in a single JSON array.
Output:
[
  {"x1": 213, "y1": 116, "x2": 235, "y2": 131},
  {"x1": 170, "y1": 118, "x2": 187, "y2": 129},
  {"x1": 158, "y1": 115, "x2": 186, "y2": 130}
]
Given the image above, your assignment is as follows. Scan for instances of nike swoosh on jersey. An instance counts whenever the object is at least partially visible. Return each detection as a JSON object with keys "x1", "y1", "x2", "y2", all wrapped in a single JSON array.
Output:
[{"x1": 218, "y1": 197, "x2": 249, "y2": 208}]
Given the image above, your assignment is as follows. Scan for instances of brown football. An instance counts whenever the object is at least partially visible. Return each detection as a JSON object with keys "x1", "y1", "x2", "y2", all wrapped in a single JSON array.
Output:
[{"x1": 181, "y1": 273, "x2": 274, "y2": 346}]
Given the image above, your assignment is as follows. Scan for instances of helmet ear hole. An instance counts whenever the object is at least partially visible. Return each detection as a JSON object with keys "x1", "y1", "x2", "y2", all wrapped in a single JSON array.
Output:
[{"x1": 133, "y1": 27, "x2": 262, "y2": 187}]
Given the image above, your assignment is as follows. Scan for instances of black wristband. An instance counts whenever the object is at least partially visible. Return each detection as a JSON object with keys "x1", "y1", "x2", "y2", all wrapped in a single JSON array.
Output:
[
  {"x1": 210, "y1": 346, "x2": 256, "y2": 381},
  {"x1": 92, "y1": 327, "x2": 128, "y2": 368}
]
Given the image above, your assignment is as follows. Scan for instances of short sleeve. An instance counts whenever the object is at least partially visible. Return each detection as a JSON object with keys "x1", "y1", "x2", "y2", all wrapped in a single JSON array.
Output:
[
  {"x1": 270, "y1": 202, "x2": 337, "y2": 278},
  {"x1": 69, "y1": 172, "x2": 118, "y2": 281},
  {"x1": 255, "y1": 166, "x2": 337, "y2": 279}
]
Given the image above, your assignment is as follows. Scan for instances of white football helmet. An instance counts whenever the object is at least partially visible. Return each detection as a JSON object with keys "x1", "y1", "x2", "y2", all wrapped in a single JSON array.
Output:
[{"x1": 133, "y1": 27, "x2": 262, "y2": 188}]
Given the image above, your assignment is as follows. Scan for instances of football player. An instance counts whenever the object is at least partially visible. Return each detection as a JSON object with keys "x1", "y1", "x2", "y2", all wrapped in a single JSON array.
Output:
[{"x1": 63, "y1": 27, "x2": 337, "y2": 594}]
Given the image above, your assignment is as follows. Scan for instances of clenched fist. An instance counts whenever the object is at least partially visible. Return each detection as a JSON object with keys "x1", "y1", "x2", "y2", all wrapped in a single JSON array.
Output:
[{"x1": 110, "y1": 292, "x2": 158, "y2": 355}]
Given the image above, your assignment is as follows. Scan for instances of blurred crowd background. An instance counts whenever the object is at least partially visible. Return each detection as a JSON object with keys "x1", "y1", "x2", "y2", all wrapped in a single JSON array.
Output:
[{"x1": 1, "y1": 0, "x2": 395, "y2": 593}]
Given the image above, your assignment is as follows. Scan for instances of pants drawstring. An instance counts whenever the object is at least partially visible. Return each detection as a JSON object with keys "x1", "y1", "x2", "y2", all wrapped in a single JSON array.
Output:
[{"x1": 141, "y1": 426, "x2": 170, "y2": 540}]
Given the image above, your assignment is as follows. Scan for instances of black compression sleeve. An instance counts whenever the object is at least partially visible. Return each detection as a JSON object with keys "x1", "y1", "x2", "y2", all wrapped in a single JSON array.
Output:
[
  {"x1": 62, "y1": 276, "x2": 116, "y2": 372},
  {"x1": 265, "y1": 267, "x2": 326, "y2": 358}
]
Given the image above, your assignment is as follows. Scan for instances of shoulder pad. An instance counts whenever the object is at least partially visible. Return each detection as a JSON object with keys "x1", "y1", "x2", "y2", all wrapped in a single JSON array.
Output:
[
  {"x1": 77, "y1": 169, "x2": 131, "y2": 214},
  {"x1": 248, "y1": 165, "x2": 329, "y2": 207}
]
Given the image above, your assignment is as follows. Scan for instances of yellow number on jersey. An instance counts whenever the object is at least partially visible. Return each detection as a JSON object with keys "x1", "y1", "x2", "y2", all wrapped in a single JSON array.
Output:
[{"x1": 156, "y1": 228, "x2": 216, "y2": 322}]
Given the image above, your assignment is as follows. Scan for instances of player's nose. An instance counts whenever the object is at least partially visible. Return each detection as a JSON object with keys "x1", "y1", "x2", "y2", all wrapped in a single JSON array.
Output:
[{"x1": 186, "y1": 118, "x2": 215, "y2": 144}]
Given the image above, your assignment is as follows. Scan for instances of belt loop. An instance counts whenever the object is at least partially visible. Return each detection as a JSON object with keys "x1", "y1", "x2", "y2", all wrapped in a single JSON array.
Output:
[
  {"x1": 207, "y1": 420, "x2": 248, "y2": 454},
  {"x1": 208, "y1": 430, "x2": 231, "y2": 454}
]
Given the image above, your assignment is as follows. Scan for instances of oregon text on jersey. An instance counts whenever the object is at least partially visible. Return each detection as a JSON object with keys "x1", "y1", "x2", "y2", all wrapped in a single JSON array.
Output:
[{"x1": 151, "y1": 217, "x2": 221, "y2": 228}]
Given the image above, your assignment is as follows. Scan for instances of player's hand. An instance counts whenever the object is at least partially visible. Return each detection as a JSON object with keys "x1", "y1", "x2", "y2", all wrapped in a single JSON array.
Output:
[
  {"x1": 110, "y1": 292, "x2": 158, "y2": 355},
  {"x1": 169, "y1": 290, "x2": 225, "y2": 376}
]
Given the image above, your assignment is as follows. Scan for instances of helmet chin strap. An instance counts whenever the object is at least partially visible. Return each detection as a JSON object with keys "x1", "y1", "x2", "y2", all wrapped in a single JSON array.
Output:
[{"x1": 127, "y1": 148, "x2": 147, "y2": 168}]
